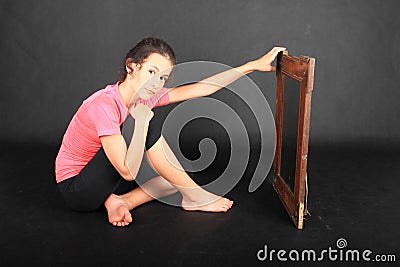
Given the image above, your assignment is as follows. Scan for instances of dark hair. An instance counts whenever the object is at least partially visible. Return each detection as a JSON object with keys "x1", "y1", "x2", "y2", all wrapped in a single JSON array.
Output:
[{"x1": 119, "y1": 37, "x2": 176, "y2": 81}]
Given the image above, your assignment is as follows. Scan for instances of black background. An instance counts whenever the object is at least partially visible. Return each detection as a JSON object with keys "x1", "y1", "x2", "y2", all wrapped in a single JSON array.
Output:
[
  {"x1": 1, "y1": 0, "x2": 399, "y2": 146},
  {"x1": 1, "y1": 1, "x2": 400, "y2": 266}
]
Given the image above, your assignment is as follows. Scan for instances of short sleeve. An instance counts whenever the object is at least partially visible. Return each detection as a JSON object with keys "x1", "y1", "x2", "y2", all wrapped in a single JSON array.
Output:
[
  {"x1": 87, "y1": 99, "x2": 121, "y2": 137},
  {"x1": 153, "y1": 87, "x2": 170, "y2": 108}
]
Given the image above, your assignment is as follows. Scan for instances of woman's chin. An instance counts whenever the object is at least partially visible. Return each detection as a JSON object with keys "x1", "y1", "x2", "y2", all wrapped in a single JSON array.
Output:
[{"x1": 138, "y1": 90, "x2": 155, "y2": 100}]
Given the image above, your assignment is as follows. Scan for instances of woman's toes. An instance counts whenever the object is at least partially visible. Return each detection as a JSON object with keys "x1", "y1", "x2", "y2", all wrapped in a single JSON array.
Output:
[{"x1": 110, "y1": 218, "x2": 131, "y2": 227}]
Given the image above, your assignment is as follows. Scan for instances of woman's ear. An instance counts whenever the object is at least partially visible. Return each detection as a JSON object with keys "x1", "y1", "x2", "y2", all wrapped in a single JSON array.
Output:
[{"x1": 125, "y1": 59, "x2": 135, "y2": 74}]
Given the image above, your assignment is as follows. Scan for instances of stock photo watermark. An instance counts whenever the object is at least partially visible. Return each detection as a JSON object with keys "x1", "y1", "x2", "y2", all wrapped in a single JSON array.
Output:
[
  {"x1": 124, "y1": 60, "x2": 276, "y2": 207},
  {"x1": 256, "y1": 238, "x2": 396, "y2": 263}
]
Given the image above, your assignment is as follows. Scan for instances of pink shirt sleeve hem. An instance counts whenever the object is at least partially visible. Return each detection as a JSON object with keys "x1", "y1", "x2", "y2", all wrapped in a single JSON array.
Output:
[{"x1": 98, "y1": 129, "x2": 121, "y2": 137}]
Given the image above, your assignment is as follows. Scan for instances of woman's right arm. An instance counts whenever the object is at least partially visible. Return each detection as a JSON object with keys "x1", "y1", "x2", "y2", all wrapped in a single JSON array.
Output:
[{"x1": 100, "y1": 104, "x2": 154, "y2": 181}]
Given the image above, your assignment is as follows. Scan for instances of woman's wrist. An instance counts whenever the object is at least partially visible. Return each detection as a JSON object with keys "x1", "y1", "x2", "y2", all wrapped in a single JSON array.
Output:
[
  {"x1": 236, "y1": 61, "x2": 257, "y2": 75},
  {"x1": 137, "y1": 119, "x2": 150, "y2": 126}
]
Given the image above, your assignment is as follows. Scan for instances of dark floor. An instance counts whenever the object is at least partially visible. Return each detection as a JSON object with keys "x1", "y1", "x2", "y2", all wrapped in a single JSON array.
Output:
[{"x1": 0, "y1": 141, "x2": 399, "y2": 266}]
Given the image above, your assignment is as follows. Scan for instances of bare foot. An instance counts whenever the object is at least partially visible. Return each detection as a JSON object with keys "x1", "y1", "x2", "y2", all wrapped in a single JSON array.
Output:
[
  {"x1": 181, "y1": 190, "x2": 234, "y2": 212},
  {"x1": 104, "y1": 194, "x2": 133, "y2": 227}
]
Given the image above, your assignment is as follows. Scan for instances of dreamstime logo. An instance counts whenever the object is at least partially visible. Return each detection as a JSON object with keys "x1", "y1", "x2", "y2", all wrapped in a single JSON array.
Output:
[
  {"x1": 257, "y1": 238, "x2": 397, "y2": 262},
  {"x1": 123, "y1": 61, "x2": 276, "y2": 207},
  {"x1": 336, "y1": 238, "x2": 347, "y2": 249}
]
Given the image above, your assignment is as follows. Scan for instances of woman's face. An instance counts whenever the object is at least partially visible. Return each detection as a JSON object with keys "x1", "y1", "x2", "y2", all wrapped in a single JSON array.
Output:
[{"x1": 129, "y1": 53, "x2": 173, "y2": 100}]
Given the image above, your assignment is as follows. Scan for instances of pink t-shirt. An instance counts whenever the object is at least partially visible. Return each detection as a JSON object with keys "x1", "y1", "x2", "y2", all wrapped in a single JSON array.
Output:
[{"x1": 55, "y1": 82, "x2": 170, "y2": 183}]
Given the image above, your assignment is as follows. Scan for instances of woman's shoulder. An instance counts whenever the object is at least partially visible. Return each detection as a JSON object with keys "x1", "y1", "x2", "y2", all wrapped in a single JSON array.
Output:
[{"x1": 84, "y1": 83, "x2": 119, "y2": 106}]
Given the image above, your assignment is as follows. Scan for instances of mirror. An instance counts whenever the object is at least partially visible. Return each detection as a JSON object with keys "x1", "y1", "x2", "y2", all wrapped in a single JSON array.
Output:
[
  {"x1": 280, "y1": 76, "x2": 301, "y2": 192},
  {"x1": 273, "y1": 51, "x2": 315, "y2": 229}
]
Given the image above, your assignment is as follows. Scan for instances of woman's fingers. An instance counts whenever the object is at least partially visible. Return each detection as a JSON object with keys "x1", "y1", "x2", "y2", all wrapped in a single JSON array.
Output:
[
  {"x1": 253, "y1": 46, "x2": 286, "y2": 72},
  {"x1": 269, "y1": 46, "x2": 287, "y2": 58},
  {"x1": 272, "y1": 46, "x2": 286, "y2": 52}
]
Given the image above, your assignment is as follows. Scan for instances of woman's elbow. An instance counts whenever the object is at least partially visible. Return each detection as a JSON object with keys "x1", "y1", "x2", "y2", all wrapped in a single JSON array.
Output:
[
  {"x1": 120, "y1": 167, "x2": 136, "y2": 181},
  {"x1": 122, "y1": 174, "x2": 135, "y2": 181}
]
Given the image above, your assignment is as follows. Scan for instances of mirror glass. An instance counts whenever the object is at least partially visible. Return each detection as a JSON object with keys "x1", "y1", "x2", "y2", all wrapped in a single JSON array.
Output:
[{"x1": 280, "y1": 76, "x2": 300, "y2": 192}]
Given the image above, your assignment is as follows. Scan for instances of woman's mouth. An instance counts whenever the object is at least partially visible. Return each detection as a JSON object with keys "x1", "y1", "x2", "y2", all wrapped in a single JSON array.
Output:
[{"x1": 146, "y1": 89, "x2": 155, "y2": 95}]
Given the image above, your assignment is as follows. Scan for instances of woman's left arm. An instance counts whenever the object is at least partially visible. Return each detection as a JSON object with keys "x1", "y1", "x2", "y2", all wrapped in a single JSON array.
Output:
[{"x1": 168, "y1": 46, "x2": 286, "y2": 104}]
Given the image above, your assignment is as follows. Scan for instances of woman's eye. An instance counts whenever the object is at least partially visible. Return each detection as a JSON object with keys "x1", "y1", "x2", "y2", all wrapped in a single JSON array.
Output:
[
  {"x1": 160, "y1": 77, "x2": 167, "y2": 81},
  {"x1": 149, "y1": 70, "x2": 155, "y2": 75}
]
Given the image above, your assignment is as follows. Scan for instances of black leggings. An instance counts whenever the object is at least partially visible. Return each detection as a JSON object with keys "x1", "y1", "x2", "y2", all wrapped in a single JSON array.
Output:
[{"x1": 57, "y1": 106, "x2": 170, "y2": 211}]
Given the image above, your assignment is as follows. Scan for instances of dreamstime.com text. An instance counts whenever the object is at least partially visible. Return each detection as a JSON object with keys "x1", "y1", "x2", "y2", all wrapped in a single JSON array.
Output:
[{"x1": 257, "y1": 238, "x2": 396, "y2": 263}]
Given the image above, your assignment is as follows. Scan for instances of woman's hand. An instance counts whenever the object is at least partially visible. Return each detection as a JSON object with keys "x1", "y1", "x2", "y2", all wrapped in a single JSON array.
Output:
[
  {"x1": 129, "y1": 103, "x2": 154, "y2": 123},
  {"x1": 250, "y1": 46, "x2": 286, "y2": 72}
]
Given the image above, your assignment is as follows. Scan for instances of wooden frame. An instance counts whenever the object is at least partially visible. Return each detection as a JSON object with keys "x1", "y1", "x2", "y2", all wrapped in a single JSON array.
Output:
[{"x1": 273, "y1": 51, "x2": 315, "y2": 229}]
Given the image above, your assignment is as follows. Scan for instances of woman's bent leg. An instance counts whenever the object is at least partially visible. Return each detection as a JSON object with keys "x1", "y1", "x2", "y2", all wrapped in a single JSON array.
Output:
[
  {"x1": 120, "y1": 175, "x2": 178, "y2": 210},
  {"x1": 146, "y1": 137, "x2": 233, "y2": 212},
  {"x1": 57, "y1": 148, "x2": 121, "y2": 212},
  {"x1": 143, "y1": 107, "x2": 234, "y2": 212},
  {"x1": 116, "y1": 106, "x2": 179, "y2": 210}
]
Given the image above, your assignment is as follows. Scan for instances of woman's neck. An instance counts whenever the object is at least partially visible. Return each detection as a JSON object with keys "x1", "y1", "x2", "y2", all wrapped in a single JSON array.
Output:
[{"x1": 118, "y1": 80, "x2": 139, "y2": 108}]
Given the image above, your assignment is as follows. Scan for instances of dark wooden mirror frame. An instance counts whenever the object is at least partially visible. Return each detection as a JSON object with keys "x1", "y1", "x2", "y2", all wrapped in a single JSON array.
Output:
[{"x1": 273, "y1": 51, "x2": 315, "y2": 229}]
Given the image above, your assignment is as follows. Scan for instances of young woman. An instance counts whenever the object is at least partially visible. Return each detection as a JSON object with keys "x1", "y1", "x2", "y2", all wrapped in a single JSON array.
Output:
[{"x1": 55, "y1": 37, "x2": 285, "y2": 227}]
